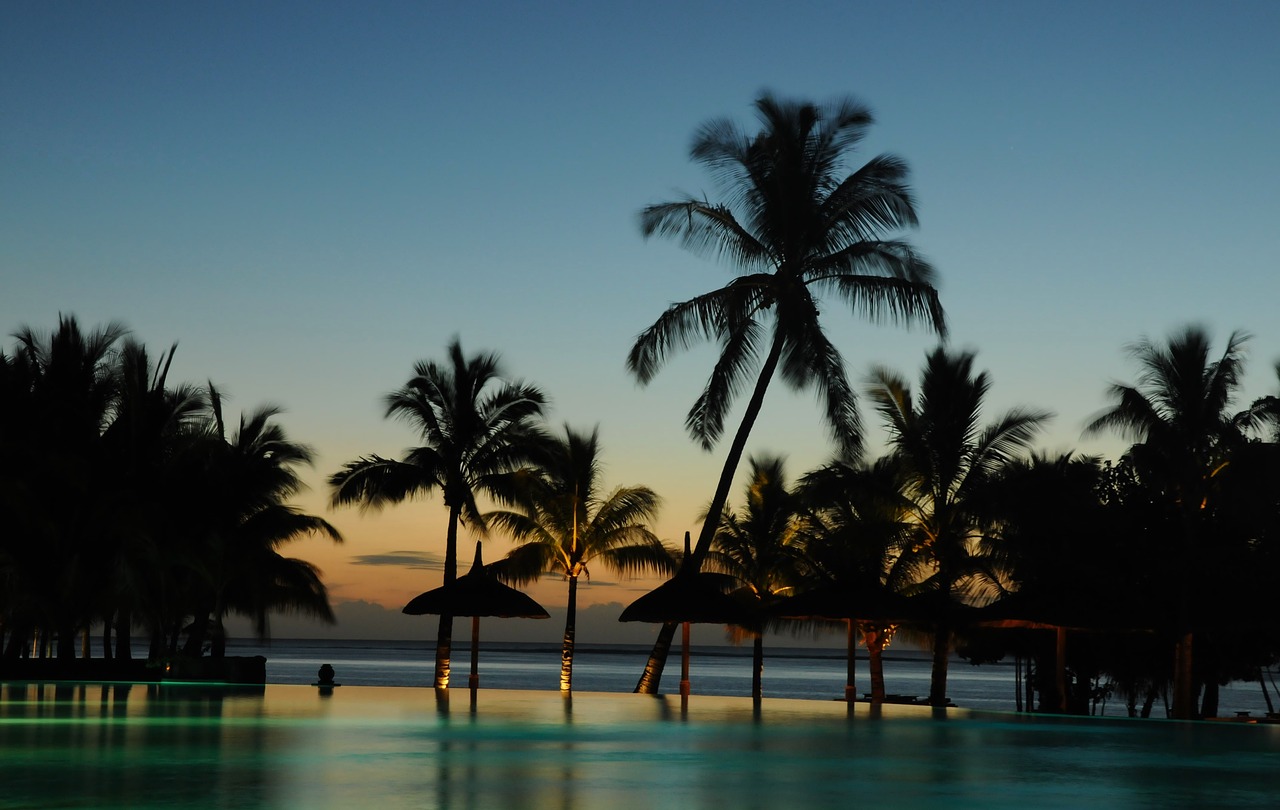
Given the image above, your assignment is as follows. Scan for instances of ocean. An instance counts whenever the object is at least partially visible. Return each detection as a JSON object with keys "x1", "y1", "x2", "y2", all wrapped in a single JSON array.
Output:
[{"x1": 224, "y1": 637, "x2": 1276, "y2": 718}]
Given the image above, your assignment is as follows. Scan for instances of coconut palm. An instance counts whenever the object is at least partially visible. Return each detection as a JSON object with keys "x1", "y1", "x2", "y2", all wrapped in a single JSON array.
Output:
[
  {"x1": 628, "y1": 93, "x2": 945, "y2": 691},
  {"x1": 796, "y1": 456, "x2": 923, "y2": 704},
  {"x1": 868, "y1": 348, "x2": 1050, "y2": 707},
  {"x1": 330, "y1": 339, "x2": 547, "y2": 688},
  {"x1": 192, "y1": 393, "x2": 342, "y2": 656},
  {"x1": 486, "y1": 426, "x2": 672, "y2": 691},
  {"x1": 98, "y1": 340, "x2": 206, "y2": 659},
  {"x1": 1084, "y1": 326, "x2": 1251, "y2": 719},
  {"x1": 705, "y1": 455, "x2": 806, "y2": 701},
  {"x1": 4, "y1": 316, "x2": 126, "y2": 659}
]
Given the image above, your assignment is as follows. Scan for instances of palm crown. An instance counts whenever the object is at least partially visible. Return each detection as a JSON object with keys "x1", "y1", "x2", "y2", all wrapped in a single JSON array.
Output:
[{"x1": 630, "y1": 94, "x2": 946, "y2": 456}]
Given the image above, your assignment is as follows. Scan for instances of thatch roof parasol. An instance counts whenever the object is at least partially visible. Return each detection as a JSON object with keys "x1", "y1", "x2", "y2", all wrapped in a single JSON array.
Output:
[{"x1": 403, "y1": 541, "x2": 549, "y2": 690}]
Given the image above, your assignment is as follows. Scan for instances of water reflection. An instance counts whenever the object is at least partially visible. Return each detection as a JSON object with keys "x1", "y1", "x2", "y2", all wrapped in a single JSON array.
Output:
[{"x1": 1, "y1": 684, "x2": 1278, "y2": 809}]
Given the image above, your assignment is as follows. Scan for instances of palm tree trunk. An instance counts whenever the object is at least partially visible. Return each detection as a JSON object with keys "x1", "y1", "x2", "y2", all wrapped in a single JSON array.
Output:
[
  {"x1": 1172, "y1": 633, "x2": 1194, "y2": 719},
  {"x1": 114, "y1": 610, "x2": 132, "y2": 660},
  {"x1": 752, "y1": 634, "x2": 763, "y2": 702},
  {"x1": 691, "y1": 334, "x2": 785, "y2": 566},
  {"x1": 3, "y1": 624, "x2": 28, "y2": 659},
  {"x1": 434, "y1": 507, "x2": 462, "y2": 689},
  {"x1": 560, "y1": 575, "x2": 578, "y2": 692},
  {"x1": 56, "y1": 622, "x2": 75, "y2": 660},
  {"x1": 434, "y1": 614, "x2": 453, "y2": 689},
  {"x1": 635, "y1": 335, "x2": 786, "y2": 693},
  {"x1": 1171, "y1": 510, "x2": 1196, "y2": 720},
  {"x1": 928, "y1": 622, "x2": 950, "y2": 707},
  {"x1": 634, "y1": 621, "x2": 676, "y2": 693},
  {"x1": 1200, "y1": 679, "x2": 1219, "y2": 718},
  {"x1": 864, "y1": 623, "x2": 887, "y2": 705}
]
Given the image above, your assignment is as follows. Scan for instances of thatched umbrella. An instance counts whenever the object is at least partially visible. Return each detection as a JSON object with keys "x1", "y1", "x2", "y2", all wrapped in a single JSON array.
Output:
[
  {"x1": 619, "y1": 534, "x2": 750, "y2": 704},
  {"x1": 403, "y1": 541, "x2": 549, "y2": 690}
]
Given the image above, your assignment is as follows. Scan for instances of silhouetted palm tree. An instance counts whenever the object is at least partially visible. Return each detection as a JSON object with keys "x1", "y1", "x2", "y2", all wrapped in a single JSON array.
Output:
[
  {"x1": 330, "y1": 339, "x2": 547, "y2": 688},
  {"x1": 1085, "y1": 326, "x2": 1251, "y2": 719},
  {"x1": 869, "y1": 348, "x2": 1050, "y2": 706},
  {"x1": 629, "y1": 93, "x2": 946, "y2": 691},
  {"x1": 99, "y1": 340, "x2": 205, "y2": 659},
  {"x1": 797, "y1": 456, "x2": 923, "y2": 704},
  {"x1": 706, "y1": 455, "x2": 806, "y2": 701},
  {"x1": 4, "y1": 316, "x2": 126, "y2": 658},
  {"x1": 194, "y1": 393, "x2": 341, "y2": 656},
  {"x1": 486, "y1": 426, "x2": 672, "y2": 691}
]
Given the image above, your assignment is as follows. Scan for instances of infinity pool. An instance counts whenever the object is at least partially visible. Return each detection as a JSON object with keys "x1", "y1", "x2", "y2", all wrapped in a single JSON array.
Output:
[{"x1": 2, "y1": 683, "x2": 1277, "y2": 809}]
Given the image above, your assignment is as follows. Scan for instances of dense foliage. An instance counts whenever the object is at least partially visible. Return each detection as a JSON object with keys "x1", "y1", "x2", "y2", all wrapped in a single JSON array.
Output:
[{"x1": 0, "y1": 316, "x2": 340, "y2": 664}]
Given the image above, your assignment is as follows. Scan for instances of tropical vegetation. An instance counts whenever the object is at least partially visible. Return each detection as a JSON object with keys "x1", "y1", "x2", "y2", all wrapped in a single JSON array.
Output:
[
  {"x1": 485, "y1": 425, "x2": 675, "y2": 691},
  {"x1": 329, "y1": 339, "x2": 548, "y2": 688},
  {"x1": 8, "y1": 95, "x2": 1280, "y2": 723},
  {"x1": 0, "y1": 316, "x2": 340, "y2": 668},
  {"x1": 627, "y1": 92, "x2": 946, "y2": 691}
]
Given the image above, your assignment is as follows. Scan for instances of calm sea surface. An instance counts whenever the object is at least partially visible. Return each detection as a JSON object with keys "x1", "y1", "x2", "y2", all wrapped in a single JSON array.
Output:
[{"x1": 225, "y1": 637, "x2": 1275, "y2": 718}]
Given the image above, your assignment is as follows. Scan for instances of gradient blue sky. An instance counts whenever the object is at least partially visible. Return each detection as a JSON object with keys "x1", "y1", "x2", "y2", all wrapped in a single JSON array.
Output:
[{"x1": 4, "y1": 1, "x2": 1279, "y2": 640}]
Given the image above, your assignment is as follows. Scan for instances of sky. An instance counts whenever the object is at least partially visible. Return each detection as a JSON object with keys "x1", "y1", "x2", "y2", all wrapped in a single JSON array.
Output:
[{"x1": 4, "y1": 1, "x2": 1279, "y2": 644}]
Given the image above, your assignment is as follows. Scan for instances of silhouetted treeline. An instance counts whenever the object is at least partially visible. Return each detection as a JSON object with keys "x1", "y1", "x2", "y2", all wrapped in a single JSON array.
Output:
[{"x1": 0, "y1": 316, "x2": 340, "y2": 665}]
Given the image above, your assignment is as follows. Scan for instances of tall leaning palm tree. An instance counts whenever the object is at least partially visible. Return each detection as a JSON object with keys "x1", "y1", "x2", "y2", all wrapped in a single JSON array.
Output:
[
  {"x1": 868, "y1": 348, "x2": 1050, "y2": 707},
  {"x1": 486, "y1": 426, "x2": 673, "y2": 692},
  {"x1": 330, "y1": 339, "x2": 547, "y2": 688},
  {"x1": 628, "y1": 94, "x2": 945, "y2": 691},
  {"x1": 1085, "y1": 326, "x2": 1250, "y2": 720}
]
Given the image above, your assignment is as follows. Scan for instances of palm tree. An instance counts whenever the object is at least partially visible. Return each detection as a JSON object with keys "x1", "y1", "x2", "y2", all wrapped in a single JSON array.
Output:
[
  {"x1": 4, "y1": 316, "x2": 126, "y2": 659},
  {"x1": 797, "y1": 455, "x2": 923, "y2": 704},
  {"x1": 705, "y1": 455, "x2": 806, "y2": 702},
  {"x1": 1085, "y1": 326, "x2": 1251, "y2": 719},
  {"x1": 868, "y1": 348, "x2": 1050, "y2": 707},
  {"x1": 193, "y1": 393, "x2": 342, "y2": 656},
  {"x1": 330, "y1": 339, "x2": 547, "y2": 688},
  {"x1": 628, "y1": 93, "x2": 945, "y2": 691},
  {"x1": 98, "y1": 339, "x2": 206, "y2": 660},
  {"x1": 486, "y1": 426, "x2": 673, "y2": 691}
]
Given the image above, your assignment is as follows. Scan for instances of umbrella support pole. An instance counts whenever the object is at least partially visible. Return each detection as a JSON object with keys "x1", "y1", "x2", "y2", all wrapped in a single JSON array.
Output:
[{"x1": 469, "y1": 616, "x2": 480, "y2": 691}]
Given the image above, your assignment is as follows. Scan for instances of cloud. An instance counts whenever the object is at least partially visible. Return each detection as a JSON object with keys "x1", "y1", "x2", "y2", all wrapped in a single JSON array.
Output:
[{"x1": 351, "y1": 550, "x2": 444, "y2": 570}]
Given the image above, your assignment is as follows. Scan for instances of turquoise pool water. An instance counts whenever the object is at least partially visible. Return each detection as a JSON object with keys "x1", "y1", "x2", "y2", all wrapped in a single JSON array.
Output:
[{"x1": 2, "y1": 683, "x2": 1277, "y2": 809}]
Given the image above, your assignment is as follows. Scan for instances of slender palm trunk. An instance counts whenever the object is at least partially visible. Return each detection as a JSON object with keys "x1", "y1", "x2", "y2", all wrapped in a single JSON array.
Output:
[
  {"x1": 1200, "y1": 679, "x2": 1219, "y2": 718},
  {"x1": 752, "y1": 634, "x2": 763, "y2": 702},
  {"x1": 636, "y1": 335, "x2": 786, "y2": 693},
  {"x1": 560, "y1": 575, "x2": 578, "y2": 692},
  {"x1": 114, "y1": 610, "x2": 132, "y2": 660},
  {"x1": 634, "y1": 622, "x2": 676, "y2": 693},
  {"x1": 863, "y1": 623, "x2": 888, "y2": 705},
  {"x1": 1172, "y1": 631, "x2": 1194, "y2": 719},
  {"x1": 1054, "y1": 626, "x2": 1068, "y2": 713},
  {"x1": 433, "y1": 507, "x2": 461, "y2": 689},
  {"x1": 1171, "y1": 513, "x2": 1196, "y2": 719},
  {"x1": 928, "y1": 622, "x2": 950, "y2": 707},
  {"x1": 56, "y1": 622, "x2": 76, "y2": 660}
]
